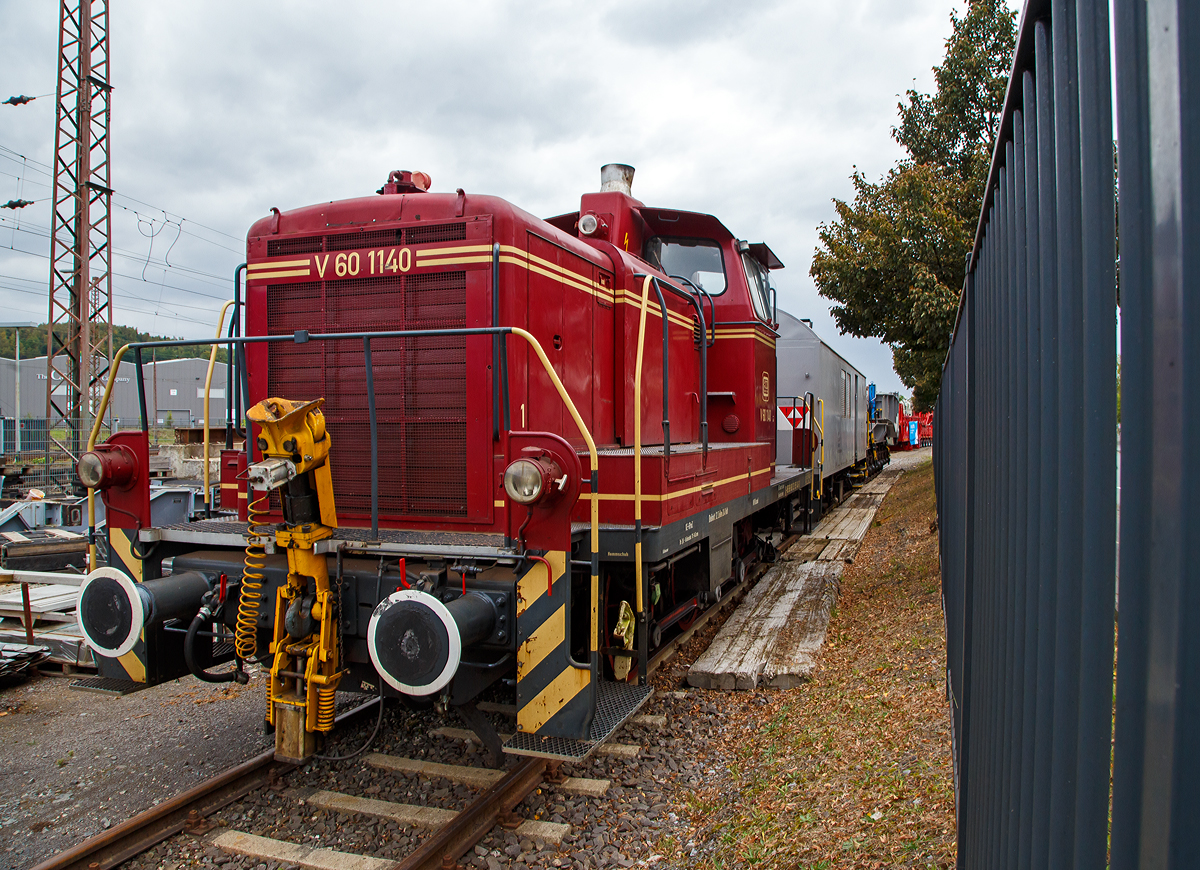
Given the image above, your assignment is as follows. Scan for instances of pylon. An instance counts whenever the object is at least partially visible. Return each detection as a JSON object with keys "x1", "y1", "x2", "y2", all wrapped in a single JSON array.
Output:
[{"x1": 46, "y1": 0, "x2": 113, "y2": 472}]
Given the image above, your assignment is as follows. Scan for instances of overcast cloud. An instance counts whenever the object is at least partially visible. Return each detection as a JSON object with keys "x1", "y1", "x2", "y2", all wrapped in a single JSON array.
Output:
[{"x1": 0, "y1": 1, "x2": 1014, "y2": 394}]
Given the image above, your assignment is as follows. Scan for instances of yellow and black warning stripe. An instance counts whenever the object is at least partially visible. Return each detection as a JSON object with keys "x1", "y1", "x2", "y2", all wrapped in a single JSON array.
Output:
[{"x1": 515, "y1": 551, "x2": 594, "y2": 739}]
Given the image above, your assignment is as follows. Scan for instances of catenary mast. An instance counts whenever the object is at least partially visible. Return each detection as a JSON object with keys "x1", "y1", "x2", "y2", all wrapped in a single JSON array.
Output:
[{"x1": 45, "y1": 0, "x2": 113, "y2": 470}]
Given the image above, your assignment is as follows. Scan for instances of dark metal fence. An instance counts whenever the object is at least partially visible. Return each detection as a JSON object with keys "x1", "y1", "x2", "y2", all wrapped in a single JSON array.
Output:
[{"x1": 934, "y1": 0, "x2": 1197, "y2": 865}]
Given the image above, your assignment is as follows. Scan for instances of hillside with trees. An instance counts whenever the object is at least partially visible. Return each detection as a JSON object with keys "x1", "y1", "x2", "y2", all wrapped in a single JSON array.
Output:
[{"x1": 0, "y1": 324, "x2": 228, "y2": 363}]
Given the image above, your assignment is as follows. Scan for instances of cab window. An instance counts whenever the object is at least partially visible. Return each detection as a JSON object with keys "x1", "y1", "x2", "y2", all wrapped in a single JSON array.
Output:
[
  {"x1": 741, "y1": 252, "x2": 774, "y2": 322},
  {"x1": 643, "y1": 237, "x2": 727, "y2": 294}
]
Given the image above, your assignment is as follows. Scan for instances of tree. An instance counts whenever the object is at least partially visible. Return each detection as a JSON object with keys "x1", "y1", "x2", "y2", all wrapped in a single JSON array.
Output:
[
  {"x1": 811, "y1": 0, "x2": 1016, "y2": 409},
  {"x1": 0, "y1": 324, "x2": 228, "y2": 364}
]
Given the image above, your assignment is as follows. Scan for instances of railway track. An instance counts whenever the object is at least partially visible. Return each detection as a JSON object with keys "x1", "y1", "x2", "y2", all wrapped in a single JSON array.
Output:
[{"x1": 28, "y1": 532, "x2": 799, "y2": 870}]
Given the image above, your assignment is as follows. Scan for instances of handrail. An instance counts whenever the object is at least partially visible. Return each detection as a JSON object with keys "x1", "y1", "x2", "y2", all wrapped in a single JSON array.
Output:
[
  {"x1": 667, "y1": 274, "x2": 716, "y2": 347},
  {"x1": 85, "y1": 342, "x2": 132, "y2": 571},
  {"x1": 202, "y1": 300, "x2": 237, "y2": 518},
  {"x1": 82, "y1": 324, "x2": 603, "y2": 692},
  {"x1": 805, "y1": 391, "x2": 819, "y2": 500},
  {"x1": 649, "y1": 278, "x2": 671, "y2": 468},
  {"x1": 816, "y1": 397, "x2": 825, "y2": 499},
  {"x1": 632, "y1": 276, "x2": 652, "y2": 686},
  {"x1": 634, "y1": 273, "x2": 709, "y2": 464},
  {"x1": 228, "y1": 264, "x2": 246, "y2": 447}
]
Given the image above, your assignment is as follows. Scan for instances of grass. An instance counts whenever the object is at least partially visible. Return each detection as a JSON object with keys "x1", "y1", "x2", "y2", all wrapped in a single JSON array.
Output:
[{"x1": 677, "y1": 461, "x2": 956, "y2": 868}]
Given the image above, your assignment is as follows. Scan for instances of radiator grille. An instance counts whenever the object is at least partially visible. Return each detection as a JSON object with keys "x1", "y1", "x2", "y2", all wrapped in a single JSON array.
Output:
[
  {"x1": 266, "y1": 236, "x2": 323, "y2": 257},
  {"x1": 404, "y1": 222, "x2": 467, "y2": 244},
  {"x1": 266, "y1": 223, "x2": 466, "y2": 257},
  {"x1": 266, "y1": 270, "x2": 468, "y2": 519}
]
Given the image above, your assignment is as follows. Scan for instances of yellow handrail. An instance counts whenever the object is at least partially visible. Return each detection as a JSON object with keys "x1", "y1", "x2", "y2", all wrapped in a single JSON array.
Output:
[
  {"x1": 632, "y1": 276, "x2": 653, "y2": 637},
  {"x1": 86, "y1": 342, "x2": 132, "y2": 572},
  {"x1": 84, "y1": 326, "x2": 602, "y2": 669},
  {"x1": 202, "y1": 301, "x2": 237, "y2": 514},
  {"x1": 507, "y1": 327, "x2": 600, "y2": 661}
]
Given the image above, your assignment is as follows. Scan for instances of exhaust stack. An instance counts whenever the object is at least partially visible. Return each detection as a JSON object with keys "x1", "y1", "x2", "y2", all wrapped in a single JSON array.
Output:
[{"x1": 600, "y1": 163, "x2": 635, "y2": 195}]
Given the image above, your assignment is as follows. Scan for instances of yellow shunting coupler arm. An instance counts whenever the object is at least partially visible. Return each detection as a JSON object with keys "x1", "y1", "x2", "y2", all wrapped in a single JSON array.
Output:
[{"x1": 245, "y1": 397, "x2": 340, "y2": 764}]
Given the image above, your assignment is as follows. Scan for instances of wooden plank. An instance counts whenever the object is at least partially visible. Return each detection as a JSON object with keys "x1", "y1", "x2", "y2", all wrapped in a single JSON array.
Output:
[
  {"x1": 687, "y1": 466, "x2": 906, "y2": 692},
  {"x1": 817, "y1": 540, "x2": 848, "y2": 562},
  {"x1": 0, "y1": 584, "x2": 79, "y2": 616},
  {"x1": 685, "y1": 577, "x2": 777, "y2": 689},
  {"x1": 782, "y1": 538, "x2": 828, "y2": 563},
  {"x1": 760, "y1": 562, "x2": 843, "y2": 688},
  {"x1": 688, "y1": 561, "x2": 842, "y2": 691}
]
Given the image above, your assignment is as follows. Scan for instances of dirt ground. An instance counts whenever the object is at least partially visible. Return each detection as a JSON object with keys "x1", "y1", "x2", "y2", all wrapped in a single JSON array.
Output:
[
  {"x1": 0, "y1": 449, "x2": 949, "y2": 870},
  {"x1": 666, "y1": 453, "x2": 955, "y2": 868},
  {"x1": 0, "y1": 665, "x2": 272, "y2": 868}
]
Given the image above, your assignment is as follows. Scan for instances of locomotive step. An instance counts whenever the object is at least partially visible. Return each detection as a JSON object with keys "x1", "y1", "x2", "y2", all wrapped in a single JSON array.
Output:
[{"x1": 504, "y1": 679, "x2": 652, "y2": 762}]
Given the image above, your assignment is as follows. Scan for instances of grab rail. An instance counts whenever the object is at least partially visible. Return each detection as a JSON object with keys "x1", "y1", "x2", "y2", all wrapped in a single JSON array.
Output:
[
  {"x1": 85, "y1": 325, "x2": 603, "y2": 687},
  {"x1": 202, "y1": 300, "x2": 236, "y2": 518}
]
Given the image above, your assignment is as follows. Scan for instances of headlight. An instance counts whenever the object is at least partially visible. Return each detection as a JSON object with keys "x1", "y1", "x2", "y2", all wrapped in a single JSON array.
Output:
[
  {"x1": 77, "y1": 452, "x2": 106, "y2": 488},
  {"x1": 504, "y1": 459, "x2": 545, "y2": 504},
  {"x1": 579, "y1": 213, "x2": 599, "y2": 236}
]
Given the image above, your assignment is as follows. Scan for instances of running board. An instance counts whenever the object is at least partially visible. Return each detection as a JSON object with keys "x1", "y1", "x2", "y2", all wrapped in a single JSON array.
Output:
[{"x1": 503, "y1": 681, "x2": 653, "y2": 761}]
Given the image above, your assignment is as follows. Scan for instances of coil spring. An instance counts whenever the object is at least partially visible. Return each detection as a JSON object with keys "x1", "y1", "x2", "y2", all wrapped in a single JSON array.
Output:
[
  {"x1": 236, "y1": 493, "x2": 269, "y2": 660},
  {"x1": 316, "y1": 685, "x2": 336, "y2": 731},
  {"x1": 265, "y1": 662, "x2": 274, "y2": 722}
]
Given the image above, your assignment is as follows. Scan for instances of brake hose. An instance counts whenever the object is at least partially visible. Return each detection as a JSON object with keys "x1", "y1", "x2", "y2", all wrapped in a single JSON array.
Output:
[{"x1": 185, "y1": 599, "x2": 246, "y2": 684}]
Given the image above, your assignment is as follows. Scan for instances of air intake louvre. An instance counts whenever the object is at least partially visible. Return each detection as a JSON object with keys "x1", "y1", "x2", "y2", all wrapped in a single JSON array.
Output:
[
  {"x1": 266, "y1": 269, "x2": 469, "y2": 520},
  {"x1": 265, "y1": 223, "x2": 466, "y2": 258},
  {"x1": 266, "y1": 236, "x2": 322, "y2": 257},
  {"x1": 404, "y1": 223, "x2": 467, "y2": 244}
]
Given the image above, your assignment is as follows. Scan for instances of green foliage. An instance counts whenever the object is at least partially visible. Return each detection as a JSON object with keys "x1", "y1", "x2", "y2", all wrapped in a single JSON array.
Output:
[
  {"x1": 812, "y1": 0, "x2": 1016, "y2": 410},
  {"x1": 0, "y1": 324, "x2": 228, "y2": 364}
]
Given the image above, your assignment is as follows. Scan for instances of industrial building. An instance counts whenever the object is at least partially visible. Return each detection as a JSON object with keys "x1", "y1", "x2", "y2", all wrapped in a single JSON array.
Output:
[{"x1": 0, "y1": 356, "x2": 229, "y2": 429}]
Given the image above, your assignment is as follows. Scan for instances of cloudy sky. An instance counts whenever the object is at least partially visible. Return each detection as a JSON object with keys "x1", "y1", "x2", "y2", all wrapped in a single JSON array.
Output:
[{"x1": 0, "y1": 0, "x2": 1011, "y2": 395}]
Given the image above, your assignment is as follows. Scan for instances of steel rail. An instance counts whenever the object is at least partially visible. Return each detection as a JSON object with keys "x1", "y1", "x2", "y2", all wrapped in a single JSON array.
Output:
[
  {"x1": 27, "y1": 697, "x2": 381, "y2": 870},
  {"x1": 394, "y1": 756, "x2": 547, "y2": 870},
  {"x1": 27, "y1": 748, "x2": 288, "y2": 870}
]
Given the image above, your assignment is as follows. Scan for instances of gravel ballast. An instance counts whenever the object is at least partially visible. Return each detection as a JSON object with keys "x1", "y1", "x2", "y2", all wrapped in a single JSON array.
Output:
[{"x1": 3, "y1": 450, "x2": 951, "y2": 870}]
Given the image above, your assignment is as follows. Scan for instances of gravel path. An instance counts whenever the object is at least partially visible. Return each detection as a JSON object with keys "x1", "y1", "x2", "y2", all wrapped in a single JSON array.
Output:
[
  {"x1": 886, "y1": 446, "x2": 932, "y2": 472},
  {"x1": 0, "y1": 666, "x2": 272, "y2": 868}
]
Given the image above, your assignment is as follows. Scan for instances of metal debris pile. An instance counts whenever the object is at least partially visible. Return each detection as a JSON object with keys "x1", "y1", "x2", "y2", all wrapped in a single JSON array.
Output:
[{"x1": 0, "y1": 642, "x2": 49, "y2": 681}]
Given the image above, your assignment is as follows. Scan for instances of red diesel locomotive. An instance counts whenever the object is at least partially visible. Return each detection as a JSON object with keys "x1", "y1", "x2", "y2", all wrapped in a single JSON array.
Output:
[{"x1": 76, "y1": 165, "x2": 825, "y2": 763}]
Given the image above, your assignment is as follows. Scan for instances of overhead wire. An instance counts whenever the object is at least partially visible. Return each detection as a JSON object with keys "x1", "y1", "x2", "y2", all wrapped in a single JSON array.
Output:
[
  {"x1": 0, "y1": 244, "x2": 234, "y2": 323},
  {"x1": 0, "y1": 216, "x2": 239, "y2": 293},
  {"x1": 0, "y1": 139, "x2": 246, "y2": 332},
  {"x1": 0, "y1": 142, "x2": 246, "y2": 251}
]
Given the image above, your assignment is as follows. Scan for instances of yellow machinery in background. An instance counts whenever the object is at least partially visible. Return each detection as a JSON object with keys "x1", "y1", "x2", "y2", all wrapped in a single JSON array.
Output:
[{"x1": 242, "y1": 397, "x2": 341, "y2": 762}]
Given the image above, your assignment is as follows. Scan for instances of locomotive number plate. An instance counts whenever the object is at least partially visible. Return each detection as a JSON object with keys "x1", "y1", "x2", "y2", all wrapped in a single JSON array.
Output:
[{"x1": 313, "y1": 248, "x2": 414, "y2": 279}]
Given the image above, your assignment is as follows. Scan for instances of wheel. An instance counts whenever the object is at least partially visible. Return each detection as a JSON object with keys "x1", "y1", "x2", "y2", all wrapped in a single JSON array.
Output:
[{"x1": 651, "y1": 623, "x2": 663, "y2": 648}]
